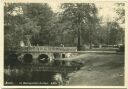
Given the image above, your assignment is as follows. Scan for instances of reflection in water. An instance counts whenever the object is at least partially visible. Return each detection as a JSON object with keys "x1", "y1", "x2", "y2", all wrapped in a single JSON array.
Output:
[
  {"x1": 4, "y1": 53, "x2": 81, "y2": 86},
  {"x1": 4, "y1": 64, "x2": 73, "y2": 85}
]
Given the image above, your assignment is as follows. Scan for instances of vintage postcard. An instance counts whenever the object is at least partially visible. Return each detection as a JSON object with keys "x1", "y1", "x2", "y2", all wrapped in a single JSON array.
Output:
[
  {"x1": 2, "y1": 88, "x2": 127, "y2": 89},
  {"x1": 0, "y1": 0, "x2": 127, "y2": 87}
]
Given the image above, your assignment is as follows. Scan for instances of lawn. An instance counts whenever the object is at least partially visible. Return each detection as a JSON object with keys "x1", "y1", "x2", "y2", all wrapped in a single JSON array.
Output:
[{"x1": 66, "y1": 53, "x2": 124, "y2": 86}]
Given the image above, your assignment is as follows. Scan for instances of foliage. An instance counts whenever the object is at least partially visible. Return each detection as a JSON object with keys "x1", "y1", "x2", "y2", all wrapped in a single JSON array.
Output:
[
  {"x1": 114, "y1": 3, "x2": 125, "y2": 23},
  {"x1": 60, "y1": 3, "x2": 100, "y2": 49},
  {"x1": 4, "y1": 3, "x2": 125, "y2": 51},
  {"x1": 97, "y1": 21, "x2": 124, "y2": 45},
  {"x1": 22, "y1": 3, "x2": 54, "y2": 45},
  {"x1": 4, "y1": 3, "x2": 54, "y2": 51}
]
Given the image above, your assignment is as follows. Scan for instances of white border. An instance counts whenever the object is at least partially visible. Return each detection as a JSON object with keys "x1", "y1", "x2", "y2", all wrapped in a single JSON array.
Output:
[
  {"x1": 125, "y1": 0, "x2": 128, "y2": 87},
  {"x1": 0, "y1": 0, "x2": 4, "y2": 88},
  {"x1": 0, "y1": 0, "x2": 128, "y2": 88}
]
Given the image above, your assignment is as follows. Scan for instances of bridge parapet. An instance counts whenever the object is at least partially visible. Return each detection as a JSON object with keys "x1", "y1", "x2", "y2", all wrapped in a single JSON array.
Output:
[{"x1": 20, "y1": 46, "x2": 77, "y2": 52}]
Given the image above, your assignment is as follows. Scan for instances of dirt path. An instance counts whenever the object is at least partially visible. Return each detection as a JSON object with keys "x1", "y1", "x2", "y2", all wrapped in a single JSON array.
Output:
[{"x1": 67, "y1": 53, "x2": 124, "y2": 86}]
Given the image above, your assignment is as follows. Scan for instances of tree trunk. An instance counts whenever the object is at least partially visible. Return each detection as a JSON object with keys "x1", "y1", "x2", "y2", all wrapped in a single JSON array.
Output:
[
  {"x1": 77, "y1": 28, "x2": 81, "y2": 51},
  {"x1": 89, "y1": 25, "x2": 92, "y2": 49},
  {"x1": 77, "y1": 22, "x2": 82, "y2": 51}
]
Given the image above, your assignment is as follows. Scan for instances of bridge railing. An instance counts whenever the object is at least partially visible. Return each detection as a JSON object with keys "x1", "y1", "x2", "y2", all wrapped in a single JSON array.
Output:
[{"x1": 20, "y1": 46, "x2": 77, "y2": 52}]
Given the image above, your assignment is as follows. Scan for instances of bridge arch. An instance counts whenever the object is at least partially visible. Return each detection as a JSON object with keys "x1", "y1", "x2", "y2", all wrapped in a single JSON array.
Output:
[
  {"x1": 7, "y1": 53, "x2": 21, "y2": 66},
  {"x1": 23, "y1": 54, "x2": 33, "y2": 64},
  {"x1": 38, "y1": 54, "x2": 49, "y2": 63}
]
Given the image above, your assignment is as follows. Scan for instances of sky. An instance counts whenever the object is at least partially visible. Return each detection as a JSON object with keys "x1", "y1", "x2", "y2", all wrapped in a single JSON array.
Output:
[{"x1": 95, "y1": 2, "x2": 117, "y2": 22}]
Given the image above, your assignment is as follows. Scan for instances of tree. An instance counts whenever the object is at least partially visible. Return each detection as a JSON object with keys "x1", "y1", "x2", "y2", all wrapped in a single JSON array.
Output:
[
  {"x1": 4, "y1": 3, "x2": 54, "y2": 50},
  {"x1": 108, "y1": 22, "x2": 124, "y2": 45},
  {"x1": 60, "y1": 3, "x2": 99, "y2": 50},
  {"x1": 100, "y1": 21, "x2": 124, "y2": 45},
  {"x1": 114, "y1": 3, "x2": 125, "y2": 24},
  {"x1": 114, "y1": 3, "x2": 125, "y2": 44},
  {"x1": 22, "y1": 3, "x2": 54, "y2": 45},
  {"x1": 4, "y1": 3, "x2": 25, "y2": 50}
]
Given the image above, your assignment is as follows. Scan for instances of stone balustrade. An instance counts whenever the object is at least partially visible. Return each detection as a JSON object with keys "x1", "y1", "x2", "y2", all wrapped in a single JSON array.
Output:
[{"x1": 20, "y1": 46, "x2": 77, "y2": 52}]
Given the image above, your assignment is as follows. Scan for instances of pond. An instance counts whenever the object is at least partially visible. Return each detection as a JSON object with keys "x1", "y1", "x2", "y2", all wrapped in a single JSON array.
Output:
[{"x1": 4, "y1": 64, "x2": 78, "y2": 86}]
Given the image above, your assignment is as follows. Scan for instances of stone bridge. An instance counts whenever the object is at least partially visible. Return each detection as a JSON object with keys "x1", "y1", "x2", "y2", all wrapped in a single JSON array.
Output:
[{"x1": 8, "y1": 46, "x2": 77, "y2": 64}]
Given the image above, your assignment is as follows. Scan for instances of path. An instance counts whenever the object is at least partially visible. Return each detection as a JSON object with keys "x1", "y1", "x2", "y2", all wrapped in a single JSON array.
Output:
[{"x1": 66, "y1": 53, "x2": 124, "y2": 86}]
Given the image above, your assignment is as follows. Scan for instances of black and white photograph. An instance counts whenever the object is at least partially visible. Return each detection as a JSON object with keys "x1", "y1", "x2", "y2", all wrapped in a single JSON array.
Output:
[
  {"x1": 4, "y1": 2, "x2": 125, "y2": 86},
  {"x1": 2, "y1": 88, "x2": 127, "y2": 89}
]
